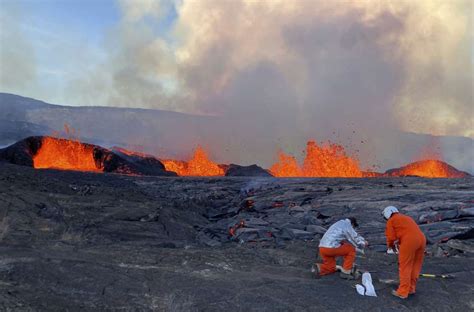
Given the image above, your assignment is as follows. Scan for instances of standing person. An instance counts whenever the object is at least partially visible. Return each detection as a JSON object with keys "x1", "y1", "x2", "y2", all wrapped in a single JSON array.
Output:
[
  {"x1": 383, "y1": 206, "x2": 426, "y2": 299},
  {"x1": 313, "y1": 217, "x2": 367, "y2": 279}
]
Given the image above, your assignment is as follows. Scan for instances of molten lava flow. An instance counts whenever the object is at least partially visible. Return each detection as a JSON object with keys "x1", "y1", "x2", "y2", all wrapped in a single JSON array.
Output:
[
  {"x1": 268, "y1": 151, "x2": 302, "y2": 177},
  {"x1": 387, "y1": 159, "x2": 468, "y2": 178},
  {"x1": 302, "y1": 141, "x2": 362, "y2": 177},
  {"x1": 270, "y1": 141, "x2": 362, "y2": 177},
  {"x1": 187, "y1": 146, "x2": 224, "y2": 176},
  {"x1": 162, "y1": 146, "x2": 224, "y2": 176},
  {"x1": 161, "y1": 159, "x2": 188, "y2": 175},
  {"x1": 33, "y1": 137, "x2": 101, "y2": 172}
]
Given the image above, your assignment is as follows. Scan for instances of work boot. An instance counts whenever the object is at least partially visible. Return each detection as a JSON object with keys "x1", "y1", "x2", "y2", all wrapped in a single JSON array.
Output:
[
  {"x1": 339, "y1": 264, "x2": 360, "y2": 280},
  {"x1": 311, "y1": 263, "x2": 321, "y2": 279},
  {"x1": 391, "y1": 290, "x2": 408, "y2": 299},
  {"x1": 340, "y1": 267, "x2": 351, "y2": 274},
  {"x1": 339, "y1": 267, "x2": 355, "y2": 279}
]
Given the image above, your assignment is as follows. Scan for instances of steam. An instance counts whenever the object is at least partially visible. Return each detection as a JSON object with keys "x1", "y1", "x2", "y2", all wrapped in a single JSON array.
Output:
[
  {"x1": 0, "y1": 6, "x2": 37, "y2": 91},
  {"x1": 64, "y1": 0, "x2": 473, "y2": 138},
  {"x1": 103, "y1": 0, "x2": 472, "y2": 136},
  {"x1": 0, "y1": 0, "x2": 472, "y2": 171}
]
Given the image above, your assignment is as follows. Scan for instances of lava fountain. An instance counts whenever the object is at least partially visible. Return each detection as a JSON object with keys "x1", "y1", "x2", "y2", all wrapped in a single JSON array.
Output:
[
  {"x1": 162, "y1": 146, "x2": 224, "y2": 176},
  {"x1": 270, "y1": 141, "x2": 362, "y2": 177},
  {"x1": 268, "y1": 152, "x2": 302, "y2": 177},
  {"x1": 33, "y1": 137, "x2": 101, "y2": 172},
  {"x1": 385, "y1": 159, "x2": 469, "y2": 178}
]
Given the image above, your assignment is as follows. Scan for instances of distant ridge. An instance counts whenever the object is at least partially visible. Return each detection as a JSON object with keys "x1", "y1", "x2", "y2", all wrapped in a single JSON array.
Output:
[
  {"x1": 0, "y1": 92, "x2": 209, "y2": 117},
  {"x1": 0, "y1": 93, "x2": 473, "y2": 174}
]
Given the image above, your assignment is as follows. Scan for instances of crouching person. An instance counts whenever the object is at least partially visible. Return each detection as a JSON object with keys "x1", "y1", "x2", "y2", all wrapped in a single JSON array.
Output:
[{"x1": 313, "y1": 217, "x2": 367, "y2": 279}]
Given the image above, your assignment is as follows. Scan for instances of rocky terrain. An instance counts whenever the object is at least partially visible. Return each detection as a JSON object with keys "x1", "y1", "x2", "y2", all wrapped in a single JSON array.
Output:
[{"x1": 0, "y1": 162, "x2": 473, "y2": 311}]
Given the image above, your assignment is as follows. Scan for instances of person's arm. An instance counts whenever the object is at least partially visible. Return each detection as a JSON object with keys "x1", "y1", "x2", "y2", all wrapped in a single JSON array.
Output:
[
  {"x1": 345, "y1": 224, "x2": 367, "y2": 247},
  {"x1": 385, "y1": 218, "x2": 397, "y2": 249}
]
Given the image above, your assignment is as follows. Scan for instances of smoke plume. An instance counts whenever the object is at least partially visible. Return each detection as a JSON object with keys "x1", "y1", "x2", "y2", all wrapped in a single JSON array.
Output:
[{"x1": 0, "y1": 0, "x2": 472, "y2": 171}]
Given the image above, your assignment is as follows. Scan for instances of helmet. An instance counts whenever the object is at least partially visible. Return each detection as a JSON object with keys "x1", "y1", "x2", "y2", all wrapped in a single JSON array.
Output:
[{"x1": 382, "y1": 206, "x2": 399, "y2": 220}]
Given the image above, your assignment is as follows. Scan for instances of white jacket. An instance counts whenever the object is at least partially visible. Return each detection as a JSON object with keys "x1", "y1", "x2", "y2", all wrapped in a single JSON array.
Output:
[{"x1": 319, "y1": 219, "x2": 366, "y2": 248}]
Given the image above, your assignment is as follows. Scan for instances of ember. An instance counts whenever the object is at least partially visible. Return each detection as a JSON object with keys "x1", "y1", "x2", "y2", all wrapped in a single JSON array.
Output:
[
  {"x1": 270, "y1": 141, "x2": 362, "y2": 177},
  {"x1": 162, "y1": 146, "x2": 224, "y2": 176},
  {"x1": 229, "y1": 220, "x2": 245, "y2": 237},
  {"x1": 33, "y1": 137, "x2": 101, "y2": 172}
]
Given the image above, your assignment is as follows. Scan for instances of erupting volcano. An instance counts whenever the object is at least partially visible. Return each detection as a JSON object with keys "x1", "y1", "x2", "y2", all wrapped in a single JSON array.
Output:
[
  {"x1": 385, "y1": 159, "x2": 470, "y2": 178},
  {"x1": 0, "y1": 136, "x2": 470, "y2": 178},
  {"x1": 270, "y1": 141, "x2": 362, "y2": 177},
  {"x1": 33, "y1": 137, "x2": 101, "y2": 172},
  {"x1": 162, "y1": 146, "x2": 224, "y2": 176}
]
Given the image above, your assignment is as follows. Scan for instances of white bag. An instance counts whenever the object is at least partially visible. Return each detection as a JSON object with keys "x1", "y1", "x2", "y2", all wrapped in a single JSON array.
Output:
[
  {"x1": 355, "y1": 272, "x2": 377, "y2": 297},
  {"x1": 356, "y1": 284, "x2": 366, "y2": 296}
]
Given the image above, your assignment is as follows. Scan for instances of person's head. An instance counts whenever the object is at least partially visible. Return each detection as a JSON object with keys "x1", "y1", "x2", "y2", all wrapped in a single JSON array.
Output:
[
  {"x1": 382, "y1": 206, "x2": 399, "y2": 220},
  {"x1": 348, "y1": 217, "x2": 359, "y2": 228}
]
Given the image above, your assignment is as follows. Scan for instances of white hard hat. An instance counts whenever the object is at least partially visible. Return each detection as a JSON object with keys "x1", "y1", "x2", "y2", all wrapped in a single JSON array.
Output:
[{"x1": 383, "y1": 206, "x2": 399, "y2": 220}]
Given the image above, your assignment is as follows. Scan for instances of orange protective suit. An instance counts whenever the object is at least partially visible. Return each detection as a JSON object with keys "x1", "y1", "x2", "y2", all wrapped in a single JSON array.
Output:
[
  {"x1": 319, "y1": 242, "x2": 355, "y2": 275},
  {"x1": 386, "y1": 213, "x2": 426, "y2": 297}
]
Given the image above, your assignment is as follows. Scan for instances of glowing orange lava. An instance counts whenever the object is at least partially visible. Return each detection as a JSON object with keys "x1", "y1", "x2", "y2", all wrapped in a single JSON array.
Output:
[
  {"x1": 26, "y1": 123, "x2": 469, "y2": 179},
  {"x1": 162, "y1": 146, "x2": 224, "y2": 176},
  {"x1": 268, "y1": 151, "x2": 302, "y2": 177},
  {"x1": 386, "y1": 159, "x2": 468, "y2": 178},
  {"x1": 270, "y1": 141, "x2": 362, "y2": 177},
  {"x1": 33, "y1": 137, "x2": 101, "y2": 172},
  {"x1": 161, "y1": 159, "x2": 188, "y2": 175}
]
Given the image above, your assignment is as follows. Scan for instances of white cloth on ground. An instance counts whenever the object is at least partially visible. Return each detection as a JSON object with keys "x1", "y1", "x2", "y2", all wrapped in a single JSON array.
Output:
[{"x1": 355, "y1": 272, "x2": 377, "y2": 297}]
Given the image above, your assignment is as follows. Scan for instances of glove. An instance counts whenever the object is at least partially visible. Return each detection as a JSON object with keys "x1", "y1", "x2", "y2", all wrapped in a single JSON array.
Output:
[
  {"x1": 358, "y1": 241, "x2": 368, "y2": 249},
  {"x1": 387, "y1": 247, "x2": 398, "y2": 254}
]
